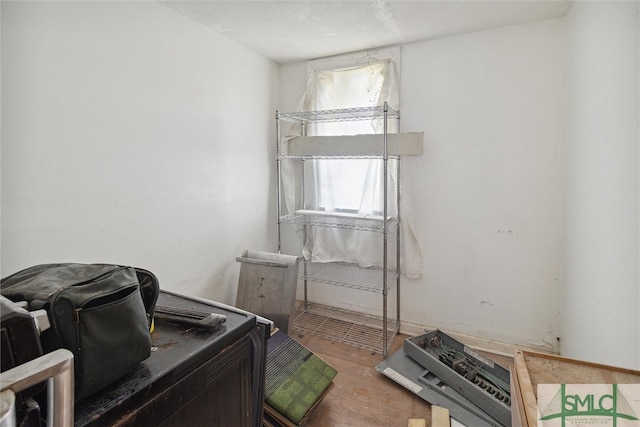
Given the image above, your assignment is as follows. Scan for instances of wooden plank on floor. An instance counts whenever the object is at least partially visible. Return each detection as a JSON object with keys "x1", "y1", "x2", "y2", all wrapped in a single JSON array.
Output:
[
  {"x1": 407, "y1": 419, "x2": 426, "y2": 427},
  {"x1": 431, "y1": 406, "x2": 450, "y2": 427},
  {"x1": 514, "y1": 350, "x2": 538, "y2": 427}
]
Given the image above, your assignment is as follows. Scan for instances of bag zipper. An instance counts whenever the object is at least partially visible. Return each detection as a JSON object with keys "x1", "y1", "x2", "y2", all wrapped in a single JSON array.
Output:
[
  {"x1": 72, "y1": 282, "x2": 137, "y2": 351},
  {"x1": 70, "y1": 265, "x2": 127, "y2": 287},
  {"x1": 74, "y1": 307, "x2": 82, "y2": 351}
]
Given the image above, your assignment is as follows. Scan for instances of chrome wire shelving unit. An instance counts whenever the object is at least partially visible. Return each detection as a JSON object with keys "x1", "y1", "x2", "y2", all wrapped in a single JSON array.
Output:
[
  {"x1": 277, "y1": 104, "x2": 399, "y2": 124},
  {"x1": 279, "y1": 211, "x2": 399, "y2": 233},
  {"x1": 292, "y1": 301, "x2": 398, "y2": 355},
  {"x1": 300, "y1": 261, "x2": 397, "y2": 293},
  {"x1": 275, "y1": 103, "x2": 401, "y2": 357},
  {"x1": 280, "y1": 154, "x2": 400, "y2": 160}
]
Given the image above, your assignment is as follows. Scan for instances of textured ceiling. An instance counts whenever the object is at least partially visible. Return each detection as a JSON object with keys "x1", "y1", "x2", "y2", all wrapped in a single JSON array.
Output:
[{"x1": 161, "y1": 1, "x2": 572, "y2": 63}]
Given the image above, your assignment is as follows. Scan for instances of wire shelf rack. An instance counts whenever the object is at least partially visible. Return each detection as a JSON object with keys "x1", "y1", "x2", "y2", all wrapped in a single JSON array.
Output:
[
  {"x1": 278, "y1": 105, "x2": 400, "y2": 124},
  {"x1": 277, "y1": 102, "x2": 402, "y2": 358},
  {"x1": 279, "y1": 154, "x2": 400, "y2": 160},
  {"x1": 300, "y1": 261, "x2": 397, "y2": 293},
  {"x1": 292, "y1": 301, "x2": 398, "y2": 355},
  {"x1": 279, "y1": 212, "x2": 398, "y2": 233}
]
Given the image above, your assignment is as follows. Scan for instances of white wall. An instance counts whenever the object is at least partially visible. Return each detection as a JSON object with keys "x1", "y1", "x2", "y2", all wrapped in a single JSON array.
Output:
[
  {"x1": 563, "y1": 1, "x2": 639, "y2": 369},
  {"x1": 403, "y1": 19, "x2": 566, "y2": 352},
  {"x1": 280, "y1": 19, "x2": 566, "y2": 353},
  {"x1": 1, "y1": 2, "x2": 279, "y2": 304}
]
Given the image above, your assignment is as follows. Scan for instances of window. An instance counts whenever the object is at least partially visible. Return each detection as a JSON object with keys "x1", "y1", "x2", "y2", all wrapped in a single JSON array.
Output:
[{"x1": 302, "y1": 48, "x2": 400, "y2": 217}]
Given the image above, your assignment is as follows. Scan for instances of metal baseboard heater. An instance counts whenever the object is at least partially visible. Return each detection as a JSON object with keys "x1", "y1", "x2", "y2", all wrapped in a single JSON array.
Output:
[{"x1": 376, "y1": 329, "x2": 511, "y2": 427}]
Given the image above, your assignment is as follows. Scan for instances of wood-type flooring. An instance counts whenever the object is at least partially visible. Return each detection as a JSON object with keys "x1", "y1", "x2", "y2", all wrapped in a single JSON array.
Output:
[{"x1": 292, "y1": 331, "x2": 513, "y2": 427}]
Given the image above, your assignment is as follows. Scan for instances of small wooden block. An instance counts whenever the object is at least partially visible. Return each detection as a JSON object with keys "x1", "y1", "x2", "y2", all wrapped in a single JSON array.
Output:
[
  {"x1": 431, "y1": 406, "x2": 451, "y2": 427},
  {"x1": 408, "y1": 419, "x2": 426, "y2": 427}
]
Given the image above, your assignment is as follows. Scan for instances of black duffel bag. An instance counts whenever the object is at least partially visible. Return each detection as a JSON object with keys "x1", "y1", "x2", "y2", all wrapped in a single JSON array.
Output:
[{"x1": 1, "y1": 263, "x2": 159, "y2": 400}]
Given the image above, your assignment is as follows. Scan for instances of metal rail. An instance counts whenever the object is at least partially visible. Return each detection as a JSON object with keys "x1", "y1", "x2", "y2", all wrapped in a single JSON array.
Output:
[
  {"x1": 278, "y1": 105, "x2": 400, "y2": 124},
  {"x1": 1, "y1": 349, "x2": 75, "y2": 427}
]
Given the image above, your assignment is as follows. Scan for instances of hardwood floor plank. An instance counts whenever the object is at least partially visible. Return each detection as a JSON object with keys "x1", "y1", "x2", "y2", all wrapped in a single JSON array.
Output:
[
  {"x1": 289, "y1": 329, "x2": 514, "y2": 427},
  {"x1": 292, "y1": 332, "x2": 430, "y2": 427}
]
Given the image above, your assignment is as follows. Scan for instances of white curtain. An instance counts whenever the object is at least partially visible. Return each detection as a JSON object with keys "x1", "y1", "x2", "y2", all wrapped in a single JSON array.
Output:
[{"x1": 282, "y1": 47, "x2": 423, "y2": 278}]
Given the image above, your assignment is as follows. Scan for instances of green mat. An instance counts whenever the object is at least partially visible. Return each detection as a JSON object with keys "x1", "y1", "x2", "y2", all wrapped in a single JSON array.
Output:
[{"x1": 265, "y1": 331, "x2": 337, "y2": 425}]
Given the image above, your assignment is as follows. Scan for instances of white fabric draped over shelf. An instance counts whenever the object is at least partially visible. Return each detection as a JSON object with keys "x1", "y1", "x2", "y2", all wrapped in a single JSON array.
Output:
[{"x1": 280, "y1": 47, "x2": 424, "y2": 279}]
